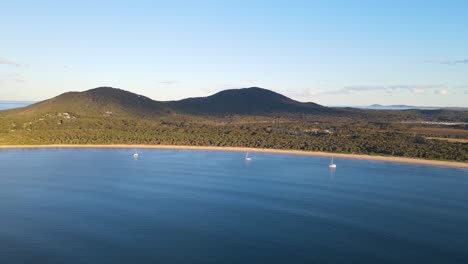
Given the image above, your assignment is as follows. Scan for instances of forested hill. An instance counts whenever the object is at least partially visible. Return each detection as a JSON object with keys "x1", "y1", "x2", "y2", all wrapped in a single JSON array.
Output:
[
  {"x1": 1, "y1": 87, "x2": 170, "y2": 118},
  {"x1": 1, "y1": 87, "x2": 333, "y2": 117},
  {"x1": 0, "y1": 87, "x2": 466, "y2": 123},
  {"x1": 166, "y1": 87, "x2": 328, "y2": 114}
]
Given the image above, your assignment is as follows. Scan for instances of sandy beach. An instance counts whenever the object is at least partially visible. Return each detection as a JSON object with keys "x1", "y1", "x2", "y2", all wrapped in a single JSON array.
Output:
[{"x1": 0, "y1": 144, "x2": 467, "y2": 168}]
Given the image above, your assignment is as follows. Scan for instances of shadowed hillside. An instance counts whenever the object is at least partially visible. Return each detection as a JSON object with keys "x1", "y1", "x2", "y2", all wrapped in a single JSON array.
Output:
[
  {"x1": 167, "y1": 87, "x2": 329, "y2": 114},
  {"x1": 0, "y1": 87, "x2": 336, "y2": 118},
  {"x1": 0, "y1": 87, "x2": 466, "y2": 122}
]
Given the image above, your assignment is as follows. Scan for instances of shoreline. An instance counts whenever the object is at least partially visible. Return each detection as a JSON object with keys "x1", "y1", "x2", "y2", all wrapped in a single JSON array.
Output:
[{"x1": 0, "y1": 144, "x2": 467, "y2": 168}]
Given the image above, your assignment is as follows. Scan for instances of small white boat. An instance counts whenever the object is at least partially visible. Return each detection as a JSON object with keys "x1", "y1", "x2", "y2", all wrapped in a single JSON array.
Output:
[
  {"x1": 245, "y1": 152, "x2": 252, "y2": 161},
  {"x1": 133, "y1": 150, "x2": 139, "y2": 159},
  {"x1": 329, "y1": 156, "x2": 336, "y2": 168}
]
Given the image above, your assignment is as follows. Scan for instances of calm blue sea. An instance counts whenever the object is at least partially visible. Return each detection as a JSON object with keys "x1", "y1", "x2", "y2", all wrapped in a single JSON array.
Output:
[
  {"x1": 0, "y1": 149, "x2": 467, "y2": 263},
  {"x1": 0, "y1": 101, "x2": 34, "y2": 110}
]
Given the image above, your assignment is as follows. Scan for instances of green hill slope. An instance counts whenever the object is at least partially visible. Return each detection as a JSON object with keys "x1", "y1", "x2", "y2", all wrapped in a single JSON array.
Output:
[
  {"x1": 1, "y1": 87, "x2": 170, "y2": 118},
  {"x1": 167, "y1": 87, "x2": 329, "y2": 114},
  {"x1": 0, "y1": 87, "x2": 338, "y2": 118}
]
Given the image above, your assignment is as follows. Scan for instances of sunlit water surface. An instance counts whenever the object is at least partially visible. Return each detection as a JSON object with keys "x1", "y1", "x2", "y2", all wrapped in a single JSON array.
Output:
[{"x1": 0, "y1": 149, "x2": 467, "y2": 263}]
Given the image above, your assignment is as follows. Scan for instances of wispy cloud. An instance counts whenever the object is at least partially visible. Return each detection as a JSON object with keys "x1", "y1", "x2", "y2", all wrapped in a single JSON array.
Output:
[
  {"x1": 320, "y1": 84, "x2": 443, "y2": 95},
  {"x1": 315, "y1": 79, "x2": 334, "y2": 84},
  {"x1": 435, "y1": 89, "x2": 449, "y2": 95},
  {"x1": 158, "y1": 80, "x2": 180, "y2": 85},
  {"x1": 202, "y1": 85, "x2": 239, "y2": 95},
  {"x1": 0, "y1": 73, "x2": 25, "y2": 83},
  {"x1": 0, "y1": 57, "x2": 22, "y2": 67},
  {"x1": 292, "y1": 84, "x2": 467, "y2": 98},
  {"x1": 287, "y1": 88, "x2": 320, "y2": 98},
  {"x1": 0, "y1": 78, "x2": 25, "y2": 84},
  {"x1": 453, "y1": 84, "x2": 468, "y2": 89},
  {"x1": 424, "y1": 58, "x2": 468, "y2": 65}
]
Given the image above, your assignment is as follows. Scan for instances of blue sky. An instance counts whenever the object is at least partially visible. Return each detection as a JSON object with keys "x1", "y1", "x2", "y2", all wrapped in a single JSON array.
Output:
[{"x1": 1, "y1": 0, "x2": 467, "y2": 106}]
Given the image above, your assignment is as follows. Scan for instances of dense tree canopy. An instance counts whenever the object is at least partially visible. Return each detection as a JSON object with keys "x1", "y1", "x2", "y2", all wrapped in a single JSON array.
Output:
[{"x1": 0, "y1": 113, "x2": 466, "y2": 162}]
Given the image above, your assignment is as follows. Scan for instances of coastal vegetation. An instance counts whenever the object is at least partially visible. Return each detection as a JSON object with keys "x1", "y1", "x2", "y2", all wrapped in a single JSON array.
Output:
[{"x1": 0, "y1": 87, "x2": 466, "y2": 162}]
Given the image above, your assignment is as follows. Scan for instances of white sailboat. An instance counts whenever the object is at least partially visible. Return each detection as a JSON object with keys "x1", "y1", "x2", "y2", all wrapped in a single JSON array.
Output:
[
  {"x1": 133, "y1": 149, "x2": 139, "y2": 159},
  {"x1": 329, "y1": 156, "x2": 336, "y2": 168},
  {"x1": 245, "y1": 152, "x2": 252, "y2": 161}
]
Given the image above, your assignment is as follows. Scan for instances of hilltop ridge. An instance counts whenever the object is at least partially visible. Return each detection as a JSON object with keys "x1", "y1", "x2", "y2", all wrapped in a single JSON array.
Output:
[
  {"x1": 0, "y1": 86, "x2": 329, "y2": 118},
  {"x1": 1, "y1": 87, "x2": 169, "y2": 118},
  {"x1": 167, "y1": 87, "x2": 325, "y2": 114}
]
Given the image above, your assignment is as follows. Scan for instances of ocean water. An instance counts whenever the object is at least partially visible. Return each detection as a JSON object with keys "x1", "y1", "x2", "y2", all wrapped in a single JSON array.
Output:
[
  {"x1": 0, "y1": 101, "x2": 34, "y2": 110},
  {"x1": 0, "y1": 148, "x2": 467, "y2": 263}
]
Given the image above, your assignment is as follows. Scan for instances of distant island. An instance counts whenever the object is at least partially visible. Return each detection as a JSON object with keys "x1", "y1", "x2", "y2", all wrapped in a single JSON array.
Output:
[{"x1": 0, "y1": 87, "x2": 466, "y2": 162}]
